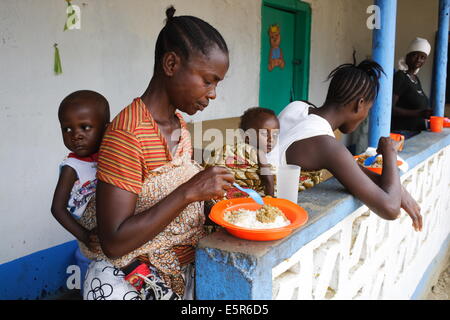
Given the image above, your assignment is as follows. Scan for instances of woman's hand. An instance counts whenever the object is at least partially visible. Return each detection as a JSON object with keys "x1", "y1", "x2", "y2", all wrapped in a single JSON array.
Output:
[
  {"x1": 183, "y1": 166, "x2": 235, "y2": 202},
  {"x1": 401, "y1": 186, "x2": 423, "y2": 232},
  {"x1": 95, "y1": 167, "x2": 233, "y2": 259}
]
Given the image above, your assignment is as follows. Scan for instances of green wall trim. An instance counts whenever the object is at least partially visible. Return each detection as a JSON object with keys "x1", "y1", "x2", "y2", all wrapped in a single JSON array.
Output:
[
  {"x1": 260, "y1": 0, "x2": 311, "y2": 112},
  {"x1": 264, "y1": 0, "x2": 311, "y2": 12}
]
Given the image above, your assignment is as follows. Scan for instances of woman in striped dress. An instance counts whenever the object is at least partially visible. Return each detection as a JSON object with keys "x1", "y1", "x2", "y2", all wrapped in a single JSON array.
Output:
[{"x1": 78, "y1": 6, "x2": 234, "y2": 300}]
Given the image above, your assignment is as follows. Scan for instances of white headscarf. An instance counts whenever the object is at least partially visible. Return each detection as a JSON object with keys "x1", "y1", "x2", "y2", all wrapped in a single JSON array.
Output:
[{"x1": 398, "y1": 37, "x2": 431, "y2": 74}]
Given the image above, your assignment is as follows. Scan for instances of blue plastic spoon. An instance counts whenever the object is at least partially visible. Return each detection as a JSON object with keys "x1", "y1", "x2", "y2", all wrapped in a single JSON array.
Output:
[
  {"x1": 363, "y1": 154, "x2": 380, "y2": 166},
  {"x1": 232, "y1": 183, "x2": 264, "y2": 206}
]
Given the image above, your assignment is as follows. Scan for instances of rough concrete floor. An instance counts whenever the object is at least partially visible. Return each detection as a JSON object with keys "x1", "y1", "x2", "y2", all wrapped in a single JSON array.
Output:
[
  {"x1": 425, "y1": 256, "x2": 450, "y2": 300},
  {"x1": 54, "y1": 255, "x2": 450, "y2": 301},
  {"x1": 54, "y1": 261, "x2": 450, "y2": 300}
]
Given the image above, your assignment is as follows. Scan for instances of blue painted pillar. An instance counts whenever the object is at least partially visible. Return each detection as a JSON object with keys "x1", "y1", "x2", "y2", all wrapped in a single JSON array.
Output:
[
  {"x1": 368, "y1": 0, "x2": 397, "y2": 148},
  {"x1": 432, "y1": 0, "x2": 450, "y2": 117}
]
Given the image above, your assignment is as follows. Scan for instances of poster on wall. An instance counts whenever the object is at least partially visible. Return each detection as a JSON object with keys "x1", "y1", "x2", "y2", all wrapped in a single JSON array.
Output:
[{"x1": 268, "y1": 24, "x2": 285, "y2": 71}]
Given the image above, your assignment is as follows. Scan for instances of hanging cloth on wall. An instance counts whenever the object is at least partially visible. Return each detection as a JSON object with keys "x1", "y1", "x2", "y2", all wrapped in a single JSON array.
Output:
[
  {"x1": 64, "y1": 0, "x2": 80, "y2": 31},
  {"x1": 54, "y1": 43, "x2": 63, "y2": 75}
]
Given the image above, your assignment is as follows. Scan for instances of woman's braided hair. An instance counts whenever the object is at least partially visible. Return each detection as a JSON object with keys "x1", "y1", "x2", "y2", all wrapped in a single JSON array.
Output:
[
  {"x1": 154, "y1": 6, "x2": 228, "y2": 71},
  {"x1": 325, "y1": 57, "x2": 385, "y2": 106}
]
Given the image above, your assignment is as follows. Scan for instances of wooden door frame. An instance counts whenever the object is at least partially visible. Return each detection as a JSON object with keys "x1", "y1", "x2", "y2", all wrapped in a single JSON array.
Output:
[{"x1": 260, "y1": 0, "x2": 311, "y2": 102}]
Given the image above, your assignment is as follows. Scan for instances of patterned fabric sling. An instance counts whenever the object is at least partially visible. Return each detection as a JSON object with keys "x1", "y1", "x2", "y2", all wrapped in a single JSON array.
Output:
[{"x1": 78, "y1": 150, "x2": 206, "y2": 296}]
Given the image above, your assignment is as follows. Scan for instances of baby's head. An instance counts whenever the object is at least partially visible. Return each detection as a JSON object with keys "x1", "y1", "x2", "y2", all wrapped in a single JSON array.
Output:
[
  {"x1": 58, "y1": 90, "x2": 110, "y2": 157},
  {"x1": 239, "y1": 107, "x2": 280, "y2": 153}
]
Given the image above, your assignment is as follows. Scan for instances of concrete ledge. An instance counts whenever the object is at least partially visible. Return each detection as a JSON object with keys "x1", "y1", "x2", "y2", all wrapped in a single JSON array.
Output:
[{"x1": 196, "y1": 129, "x2": 450, "y2": 299}]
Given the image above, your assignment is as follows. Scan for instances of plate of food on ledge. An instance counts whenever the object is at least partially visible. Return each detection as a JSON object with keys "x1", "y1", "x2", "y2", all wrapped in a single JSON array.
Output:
[
  {"x1": 209, "y1": 197, "x2": 308, "y2": 241},
  {"x1": 354, "y1": 153, "x2": 407, "y2": 174}
]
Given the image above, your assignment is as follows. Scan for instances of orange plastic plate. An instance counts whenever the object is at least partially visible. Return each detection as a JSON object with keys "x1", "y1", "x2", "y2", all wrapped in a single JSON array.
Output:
[
  {"x1": 354, "y1": 155, "x2": 403, "y2": 175},
  {"x1": 209, "y1": 197, "x2": 308, "y2": 241}
]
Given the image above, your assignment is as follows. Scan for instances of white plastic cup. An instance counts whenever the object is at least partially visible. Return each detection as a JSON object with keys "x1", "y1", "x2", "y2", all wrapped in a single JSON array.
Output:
[{"x1": 276, "y1": 165, "x2": 301, "y2": 203}]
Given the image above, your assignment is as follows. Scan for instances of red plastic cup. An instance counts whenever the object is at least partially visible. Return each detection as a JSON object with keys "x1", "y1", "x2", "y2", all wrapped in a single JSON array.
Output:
[{"x1": 430, "y1": 116, "x2": 444, "y2": 132}]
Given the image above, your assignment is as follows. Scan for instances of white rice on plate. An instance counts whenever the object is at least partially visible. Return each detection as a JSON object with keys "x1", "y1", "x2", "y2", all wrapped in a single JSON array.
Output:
[{"x1": 224, "y1": 204, "x2": 290, "y2": 229}]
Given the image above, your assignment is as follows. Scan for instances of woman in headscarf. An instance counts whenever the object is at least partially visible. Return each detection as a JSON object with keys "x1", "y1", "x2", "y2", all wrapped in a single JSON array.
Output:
[{"x1": 391, "y1": 37, "x2": 433, "y2": 137}]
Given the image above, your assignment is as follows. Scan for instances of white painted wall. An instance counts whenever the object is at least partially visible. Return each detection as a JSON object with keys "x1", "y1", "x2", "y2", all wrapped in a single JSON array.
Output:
[
  {"x1": 303, "y1": 0, "x2": 373, "y2": 107},
  {"x1": 0, "y1": 0, "x2": 261, "y2": 264},
  {"x1": 0, "y1": 0, "x2": 440, "y2": 264},
  {"x1": 304, "y1": 0, "x2": 373, "y2": 147}
]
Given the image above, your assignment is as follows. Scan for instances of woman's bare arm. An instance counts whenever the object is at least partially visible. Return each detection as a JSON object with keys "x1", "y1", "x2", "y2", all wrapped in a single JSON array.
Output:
[
  {"x1": 286, "y1": 136, "x2": 401, "y2": 220},
  {"x1": 96, "y1": 166, "x2": 234, "y2": 259},
  {"x1": 358, "y1": 164, "x2": 422, "y2": 231}
]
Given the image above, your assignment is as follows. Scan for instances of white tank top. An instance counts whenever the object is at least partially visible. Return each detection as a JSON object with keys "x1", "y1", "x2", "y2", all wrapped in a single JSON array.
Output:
[{"x1": 267, "y1": 101, "x2": 335, "y2": 167}]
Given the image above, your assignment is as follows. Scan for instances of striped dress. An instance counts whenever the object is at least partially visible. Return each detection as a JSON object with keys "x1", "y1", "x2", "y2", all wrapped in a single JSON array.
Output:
[
  {"x1": 79, "y1": 98, "x2": 205, "y2": 298},
  {"x1": 97, "y1": 98, "x2": 191, "y2": 194}
]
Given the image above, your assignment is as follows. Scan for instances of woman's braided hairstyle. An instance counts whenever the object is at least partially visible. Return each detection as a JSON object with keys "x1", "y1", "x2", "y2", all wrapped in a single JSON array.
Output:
[
  {"x1": 325, "y1": 57, "x2": 385, "y2": 106},
  {"x1": 154, "y1": 6, "x2": 228, "y2": 71}
]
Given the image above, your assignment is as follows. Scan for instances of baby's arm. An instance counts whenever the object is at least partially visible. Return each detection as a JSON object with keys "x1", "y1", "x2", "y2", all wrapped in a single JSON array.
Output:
[
  {"x1": 51, "y1": 166, "x2": 93, "y2": 247},
  {"x1": 257, "y1": 150, "x2": 275, "y2": 196},
  {"x1": 260, "y1": 168, "x2": 275, "y2": 196}
]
